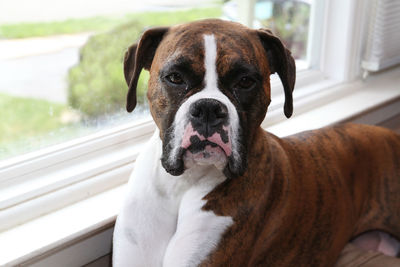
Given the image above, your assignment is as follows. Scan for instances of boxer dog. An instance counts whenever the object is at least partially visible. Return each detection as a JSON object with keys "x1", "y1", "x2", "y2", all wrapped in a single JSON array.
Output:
[{"x1": 113, "y1": 19, "x2": 400, "y2": 266}]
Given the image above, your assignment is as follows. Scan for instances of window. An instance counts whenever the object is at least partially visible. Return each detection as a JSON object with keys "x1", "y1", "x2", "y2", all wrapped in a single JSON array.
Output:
[
  {"x1": 241, "y1": 0, "x2": 311, "y2": 61},
  {"x1": 0, "y1": 0, "x2": 322, "y2": 227},
  {"x1": 0, "y1": 0, "x2": 324, "y2": 234},
  {"x1": 0, "y1": 0, "x2": 320, "y2": 162},
  {"x1": 0, "y1": 0, "x2": 322, "y2": 162}
]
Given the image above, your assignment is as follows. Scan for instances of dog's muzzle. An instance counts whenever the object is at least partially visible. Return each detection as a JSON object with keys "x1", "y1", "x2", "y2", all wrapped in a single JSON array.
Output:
[
  {"x1": 161, "y1": 96, "x2": 244, "y2": 178},
  {"x1": 181, "y1": 99, "x2": 232, "y2": 169}
]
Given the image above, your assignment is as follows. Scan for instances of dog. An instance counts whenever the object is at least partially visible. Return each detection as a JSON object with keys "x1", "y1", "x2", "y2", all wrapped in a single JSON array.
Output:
[{"x1": 112, "y1": 19, "x2": 400, "y2": 266}]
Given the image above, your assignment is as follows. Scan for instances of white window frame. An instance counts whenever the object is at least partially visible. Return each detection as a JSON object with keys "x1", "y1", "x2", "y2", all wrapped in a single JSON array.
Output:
[{"x1": 1, "y1": 0, "x2": 400, "y2": 265}]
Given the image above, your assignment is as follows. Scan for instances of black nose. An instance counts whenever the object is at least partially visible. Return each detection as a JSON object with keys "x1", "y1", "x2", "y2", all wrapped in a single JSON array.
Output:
[{"x1": 189, "y1": 99, "x2": 228, "y2": 136}]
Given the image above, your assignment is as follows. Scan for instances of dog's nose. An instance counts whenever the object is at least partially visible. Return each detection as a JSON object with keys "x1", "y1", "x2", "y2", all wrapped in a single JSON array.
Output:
[{"x1": 189, "y1": 99, "x2": 228, "y2": 134}]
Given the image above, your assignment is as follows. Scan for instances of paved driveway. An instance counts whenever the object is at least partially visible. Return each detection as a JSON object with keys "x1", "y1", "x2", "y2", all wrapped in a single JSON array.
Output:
[{"x1": 0, "y1": 34, "x2": 90, "y2": 103}]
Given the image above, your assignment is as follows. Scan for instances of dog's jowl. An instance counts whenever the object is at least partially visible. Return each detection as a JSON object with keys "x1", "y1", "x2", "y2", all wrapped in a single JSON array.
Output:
[{"x1": 113, "y1": 19, "x2": 400, "y2": 266}]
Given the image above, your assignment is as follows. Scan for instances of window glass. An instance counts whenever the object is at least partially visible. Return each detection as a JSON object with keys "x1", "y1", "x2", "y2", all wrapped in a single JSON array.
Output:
[
  {"x1": 0, "y1": 0, "x2": 311, "y2": 160},
  {"x1": 254, "y1": 0, "x2": 311, "y2": 60}
]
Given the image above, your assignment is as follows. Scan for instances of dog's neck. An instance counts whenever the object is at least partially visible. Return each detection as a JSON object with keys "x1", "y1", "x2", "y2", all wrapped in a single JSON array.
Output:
[{"x1": 202, "y1": 127, "x2": 293, "y2": 214}]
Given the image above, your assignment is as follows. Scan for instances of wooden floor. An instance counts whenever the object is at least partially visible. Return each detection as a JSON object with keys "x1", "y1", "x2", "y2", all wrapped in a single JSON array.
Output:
[
  {"x1": 84, "y1": 254, "x2": 111, "y2": 267},
  {"x1": 379, "y1": 114, "x2": 400, "y2": 133}
]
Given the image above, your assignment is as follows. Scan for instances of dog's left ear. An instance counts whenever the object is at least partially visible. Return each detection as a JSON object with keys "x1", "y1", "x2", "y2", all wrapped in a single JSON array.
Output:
[
  {"x1": 257, "y1": 29, "x2": 296, "y2": 118},
  {"x1": 124, "y1": 27, "x2": 169, "y2": 112}
]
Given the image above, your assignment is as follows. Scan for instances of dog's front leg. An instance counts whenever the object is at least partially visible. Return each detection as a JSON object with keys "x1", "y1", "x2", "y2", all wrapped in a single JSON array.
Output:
[
  {"x1": 163, "y1": 175, "x2": 233, "y2": 267},
  {"x1": 113, "y1": 192, "x2": 178, "y2": 266},
  {"x1": 113, "y1": 131, "x2": 181, "y2": 267}
]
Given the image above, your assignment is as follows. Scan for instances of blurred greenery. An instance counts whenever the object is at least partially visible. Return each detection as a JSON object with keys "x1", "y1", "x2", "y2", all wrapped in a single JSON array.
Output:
[
  {"x1": 68, "y1": 8, "x2": 222, "y2": 118},
  {"x1": 259, "y1": 1, "x2": 310, "y2": 60},
  {"x1": 0, "y1": 7, "x2": 222, "y2": 39},
  {"x1": 0, "y1": 93, "x2": 66, "y2": 142},
  {"x1": 0, "y1": 93, "x2": 70, "y2": 158},
  {"x1": 0, "y1": 16, "x2": 129, "y2": 39}
]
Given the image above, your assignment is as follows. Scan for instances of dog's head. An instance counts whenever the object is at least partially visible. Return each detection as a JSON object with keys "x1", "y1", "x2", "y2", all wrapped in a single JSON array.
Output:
[{"x1": 124, "y1": 19, "x2": 295, "y2": 178}]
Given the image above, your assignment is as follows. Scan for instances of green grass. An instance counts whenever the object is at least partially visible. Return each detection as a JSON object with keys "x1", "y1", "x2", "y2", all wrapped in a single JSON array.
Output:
[
  {"x1": 0, "y1": 16, "x2": 134, "y2": 39},
  {"x1": 0, "y1": 93, "x2": 67, "y2": 142},
  {"x1": 0, "y1": 92, "x2": 148, "y2": 160},
  {"x1": 0, "y1": 7, "x2": 222, "y2": 39},
  {"x1": 0, "y1": 93, "x2": 70, "y2": 158},
  {"x1": 125, "y1": 7, "x2": 222, "y2": 27}
]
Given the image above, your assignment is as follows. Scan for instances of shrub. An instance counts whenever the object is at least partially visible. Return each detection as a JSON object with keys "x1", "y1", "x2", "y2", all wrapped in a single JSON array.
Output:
[
  {"x1": 68, "y1": 8, "x2": 221, "y2": 118},
  {"x1": 68, "y1": 21, "x2": 145, "y2": 117}
]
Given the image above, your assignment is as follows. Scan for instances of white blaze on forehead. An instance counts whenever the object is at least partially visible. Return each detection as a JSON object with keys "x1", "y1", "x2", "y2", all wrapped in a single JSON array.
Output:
[
  {"x1": 204, "y1": 34, "x2": 218, "y2": 91},
  {"x1": 168, "y1": 34, "x2": 240, "y2": 169}
]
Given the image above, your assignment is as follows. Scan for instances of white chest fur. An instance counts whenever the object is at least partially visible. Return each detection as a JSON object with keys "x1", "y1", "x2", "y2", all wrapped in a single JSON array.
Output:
[{"x1": 113, "y1": 130, "x2": 233, "y2": 267}]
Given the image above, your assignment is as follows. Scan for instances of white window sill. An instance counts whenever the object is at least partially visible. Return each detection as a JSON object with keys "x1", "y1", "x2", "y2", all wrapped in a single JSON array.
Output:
[
  {"x1": 1, "y1": 66, "x2": 400, "y2": 266},
  {"x1": 0, "y1": 185, "x2": 124, "y2": 266}
]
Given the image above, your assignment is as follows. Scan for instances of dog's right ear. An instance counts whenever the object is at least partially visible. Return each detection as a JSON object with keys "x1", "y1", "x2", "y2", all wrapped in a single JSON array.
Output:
[{"x1": 124, "y1": 27, "x2": 169, "y2": 112}]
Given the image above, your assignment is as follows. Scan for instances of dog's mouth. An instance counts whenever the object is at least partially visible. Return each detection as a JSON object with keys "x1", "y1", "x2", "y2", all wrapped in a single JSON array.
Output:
[
  {"x1": 161, "y1": 122, "x2": 245, "y2": 178},
  {"x1": 180, "y1": 122, "x2": 232, "y2": 169},
  {"x1": 182, "y1": 122, "x2": 231, "y2": 152},
  {"x1": 183, "y1": 141, "x2": 228, "y2": 170}
]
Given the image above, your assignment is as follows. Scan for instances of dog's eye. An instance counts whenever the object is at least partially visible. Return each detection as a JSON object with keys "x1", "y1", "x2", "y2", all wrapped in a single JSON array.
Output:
[
  {"x1": 166, "y1": 73, "x2": 184, "y2": 85},
  {"x1": 237, "y1": 76, "x2": 255, "y2": 89}
]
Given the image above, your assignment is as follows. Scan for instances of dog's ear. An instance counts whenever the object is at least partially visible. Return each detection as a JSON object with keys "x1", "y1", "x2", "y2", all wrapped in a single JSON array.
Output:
[
  {"x1": 125, "y1": 27, "x2": 169, "y2": 112},
  {"x1": 257, "y1": 29, "x2": 296, "y2": 118}
]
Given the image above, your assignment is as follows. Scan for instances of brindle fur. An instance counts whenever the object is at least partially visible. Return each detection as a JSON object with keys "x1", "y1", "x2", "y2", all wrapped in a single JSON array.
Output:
[{"x1": 201, "y1": 124, "x2": 400, "y2": 266}]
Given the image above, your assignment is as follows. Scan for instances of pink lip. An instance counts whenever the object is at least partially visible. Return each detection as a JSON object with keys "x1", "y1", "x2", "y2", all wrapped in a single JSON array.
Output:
[{"x1": 181, "y1": 123, "x2": 232, "y2": 156}]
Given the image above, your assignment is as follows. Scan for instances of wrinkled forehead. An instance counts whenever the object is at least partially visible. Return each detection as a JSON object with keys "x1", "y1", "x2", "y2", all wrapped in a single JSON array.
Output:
[{"x1": 152, "y1": 21, "x2": 266, "y2": 76}]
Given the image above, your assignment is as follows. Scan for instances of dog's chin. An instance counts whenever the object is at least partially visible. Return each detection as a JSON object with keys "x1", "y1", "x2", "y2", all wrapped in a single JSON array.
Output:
[
  {"x1": 161, "y1": 144, "x2": 246, "y2": 178},
  {"x1": 183, "y1": 145, "x2": 228, "y2": 170}
]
